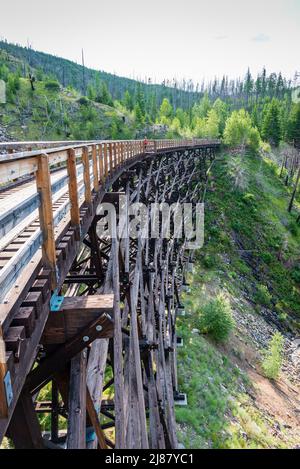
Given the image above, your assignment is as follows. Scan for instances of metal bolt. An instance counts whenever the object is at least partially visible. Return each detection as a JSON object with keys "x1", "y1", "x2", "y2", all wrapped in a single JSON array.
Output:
[
  {"x1": 83, "y1": 336, "x2": 89, "y2": 342},
  {"x1": 96, "y1": 325, "x2": 103, "y2": 332}
]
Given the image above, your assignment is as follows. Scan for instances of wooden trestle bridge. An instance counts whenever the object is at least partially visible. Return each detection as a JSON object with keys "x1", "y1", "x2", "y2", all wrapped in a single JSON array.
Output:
[{"x1": 0, "y1": 138, "x2": 220, "y2": 449}]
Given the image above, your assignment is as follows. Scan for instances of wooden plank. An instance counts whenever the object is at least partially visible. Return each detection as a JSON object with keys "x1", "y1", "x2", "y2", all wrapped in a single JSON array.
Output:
[
  {"x1": 67, "y1": 148, "x2": 80, "y2": 231},
  {"x1": 0, "y1": 333, "x2": 8, "y2": 418},
  {"x1": 0, "y1": 156, "x2": 38, "y2": 185},
  {"x1": 82, "y1": 146, "x2": 92, "y2": 205},
  {"x1": 98, "y1": 144, "x2": 104, "y2": 184},
  {"x1": 42, "y1": 294, "x2": 114, "y2": 344},
  {"x1": 111, "y1": 220, "x2": 125, "y2": 448},
  {"x1": 103, "y1": 143, "x2": 108, "y2": 179},
  {"x1": 36, "y1": 153, "x2": 57, "y2": 289},
  {"x1": 7, "y1": 389, "x2": 44, "y2": 449},
  {"x1": 27, "y1": 312, "x2": 114, "y2": 395},
  {"x1": 92, "y1": 144, "x2": 99, "y2": 192},
  {"x1": 86, "y1": 386, "x2": 107, "y2": 449},
  {"x1": 67, "y1": 351, "x2": 87, "y2": 449},
  {"x1": 108, "y1": 143, "x2": 113, "y2": 175}
]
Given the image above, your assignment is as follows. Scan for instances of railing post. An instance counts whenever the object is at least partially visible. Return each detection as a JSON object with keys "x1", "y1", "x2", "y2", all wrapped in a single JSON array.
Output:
[
  {"x1": 108, "y1": 143, "x2": 113, "y2": 175},
  {"x1": 103, "y1": 143, "x2": 108, "y2": 179},
  {"x1": 92, "y1": 144, "x2": 99, "y2": 192},
  {"x1": 113, "y1": 142, "x2": 117, "y2": 170},
  {"x1": 82, "y1": 146, "x2": 92, "y2": 206},
  {"x1": 36, "y1": 153, "x2": 57, "y2": 289},
  {"x1": 0, "y1": 333, "x2": 8, "y2": 418},
  {"x1": 67, "y1": 148, "x2": 80, "y2": 239},
  {"x1": 98, "y1": 144, "x2": 104, "y2": 184}
]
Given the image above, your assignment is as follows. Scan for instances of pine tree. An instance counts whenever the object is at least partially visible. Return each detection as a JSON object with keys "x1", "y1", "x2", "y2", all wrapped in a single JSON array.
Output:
[
  {"x1": 287, "y1": 104, "x2": 300, "y2": 147},
  {"x1": 262, "y1": 99, "x2": 282, "y2": 146}
]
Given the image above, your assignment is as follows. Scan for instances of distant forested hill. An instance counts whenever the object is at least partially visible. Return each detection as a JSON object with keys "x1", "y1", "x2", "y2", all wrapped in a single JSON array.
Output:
[{"x1": 0, "y1": 40, "x2": 201, "y2": 110}]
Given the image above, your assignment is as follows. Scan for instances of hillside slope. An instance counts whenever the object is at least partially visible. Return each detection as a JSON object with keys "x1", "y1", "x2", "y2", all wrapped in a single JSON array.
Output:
[
  {"x1": 177, "y1": 149, "x2": 300, "y2": 448},
  {"x1": 0, "y1": 40, "x2": 200, "y2": 108},
  {"x1": 0, "y1": 46, "x2": 134, "y2": 141}
]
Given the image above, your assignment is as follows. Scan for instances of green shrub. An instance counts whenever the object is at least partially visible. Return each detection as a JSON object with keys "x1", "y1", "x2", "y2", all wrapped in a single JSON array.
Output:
[
  {"x1": 198, "y1": 294, "x2": 235, "y2": 342},
  {"x1": 291, "y1": 266, "x2": 300, "y2": 283},
  {"x1": 45, "y1": 80, "x2": 60, "y2": 91},
  {"x1": 77, "y1": 96, "x2": 89, "y2": 106},
  {"x1": 288, "y1": 221, "x2": 299, "y2": 237},
  {"x1": 254, "y1": 284, "x2": 272, "y2": 307},
  {"x1": 261, "y1": 332, "x2": 284, "y2": 379},
  {"x1": 242, "y1": 193, "x2": 256, "y2": 206},
  {"x1": 261, "y1": 252, "x2": 273, "y2": 265},
  {"x1": 202, "y1": 254, "x2": 217, "y2": 269}
]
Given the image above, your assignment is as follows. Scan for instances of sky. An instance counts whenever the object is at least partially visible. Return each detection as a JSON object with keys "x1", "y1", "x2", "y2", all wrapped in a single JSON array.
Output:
[{"x1": 0, "y1": 0, "x2": 299, "y2": 84}]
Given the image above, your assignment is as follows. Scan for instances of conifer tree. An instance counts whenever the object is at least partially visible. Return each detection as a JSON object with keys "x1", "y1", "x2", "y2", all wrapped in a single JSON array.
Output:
[{"x1": 262, "y1": 98, "x2": 282, "y2": 146}]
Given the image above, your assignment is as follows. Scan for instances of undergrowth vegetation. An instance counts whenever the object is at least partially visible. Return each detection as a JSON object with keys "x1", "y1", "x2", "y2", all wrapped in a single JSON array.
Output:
[
  {"x1": 176, "y1": 148, "x2": 300, "y2": 449},
  {"x1": 197, "y1": 294, "x2": 235, "y2": 342},
  {"x1": 261, "y1": 332, "x2": 285, "y2": 380}
]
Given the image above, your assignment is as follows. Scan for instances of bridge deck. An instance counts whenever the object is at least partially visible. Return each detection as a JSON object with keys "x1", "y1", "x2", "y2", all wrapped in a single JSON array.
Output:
[{"x1": 0, "y1": 138, "x2": 220, "y2": 447}]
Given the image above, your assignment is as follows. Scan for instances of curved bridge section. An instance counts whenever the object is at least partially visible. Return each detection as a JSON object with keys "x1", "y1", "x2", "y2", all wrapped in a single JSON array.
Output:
[{"x1": 0, "y1": 139, "x2": 220, "y2": 448}]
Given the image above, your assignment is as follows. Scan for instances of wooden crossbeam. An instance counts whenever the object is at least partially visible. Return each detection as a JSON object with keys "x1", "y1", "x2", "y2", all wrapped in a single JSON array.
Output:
[
  {"x1": 27, "y1": 311, "x2": 114, "y2": 395},
  {"x1": 42, "y1": 294, "x2": 114, "y2": 344}
]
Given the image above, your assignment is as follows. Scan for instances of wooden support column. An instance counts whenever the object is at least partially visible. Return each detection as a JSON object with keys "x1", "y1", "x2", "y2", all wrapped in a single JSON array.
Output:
[
  {"x1": 111, "y1": 213, "x2": 125, "y2": 448},
  {"x1": 92, "y1": 144, "x2": 99, "y2": 192},
  {"x1": 67, "y1": 148, "x2": 80, "y2": 238},
  {"x1": 82, "y1": 146, "x2": 92, "y2": 206},
  {"x1": 7, "y1": 389, "x2": 44, "y2": 449},
  {"x1": 36, "y1": 153, "x2": 57, "y2": 289},
  {"x1": 0, "y1": 333, "x2": 8, "y2": 418},
  {"x1": 67, "y1": 351, "x2": 87, "y2": 449},
  {"x1": 51, "y1": 379, "x2": 59, "y2": 443}
]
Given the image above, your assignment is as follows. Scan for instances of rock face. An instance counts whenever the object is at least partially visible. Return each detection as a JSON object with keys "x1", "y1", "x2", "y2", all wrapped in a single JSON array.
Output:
[{"x1": 0, "y1": 124, "x2": 13, "y2": 153}]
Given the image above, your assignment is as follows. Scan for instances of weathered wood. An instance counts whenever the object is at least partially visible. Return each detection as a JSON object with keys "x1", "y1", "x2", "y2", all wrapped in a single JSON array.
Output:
[
  {"x1": 0, "y1": 334, "x2": 8, "y2": 418},
  {"x1": 111, "y1": 215, "x2": 125, "y2": 448},
  {"x1": 86, "y1": 386, "x2": 107, "y2": 449},
  {"x1": 82, "y1": 146, "x2": 92, "y2": 205},
  {"x1": 67, "y1": 351, "x2": 87, "y2": 449},
  {"x1": 67, "y1": 148, "x2": 80, "y2": 231},
  {"x1": 42, "y1": 294, "x2": 114, "y2": 344},
  {"x1": 7, "y1": 389, "x2": 44, "y2": 449},
  {"x1": 28, "y1": 312, "x2": 114, "y2": 395},
  {"x1": 36, "y1": 153, "x2": 57, "y2": 289},
  {"x1": 92, "y1": 144, "x2": 99, "y2": 192}
]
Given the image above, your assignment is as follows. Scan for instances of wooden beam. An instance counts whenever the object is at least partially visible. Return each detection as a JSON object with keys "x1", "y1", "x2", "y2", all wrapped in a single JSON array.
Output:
[
  {"x1": 82, "y1": 146, "x2": 92, "y2": 205},
  {"x1": 67, "y1": 351, "x2": 87, "y2": 449},
  {"x1": 92, "y1": 144, "x2": 99, "y2": 192},
  {"x1": 36, "y1": 153, "x2": 57, "y2": 289},
  {"x1": 27, "y1": 312, "x2": 114, "y2": 395},
  {"x1": 86, "y1": 386, "x2": 107, "y2": 449},
  {"x1": 0, "y1": 333, "x2": 8, "y2": 418},
  {"x1": 67, "y1": 148, "x2": 80, "y2": 233},
  {"x1": 98, "y1": 144, "x2": 104, "y2": 184},
  {"x1": 42, "y1": 294, "x2": 114, "y2": 344},
  {"x1": 7, "y1": 389, "x2": 44, "y2": 449},
  {"x1": 103, "y1": 143, "x2": 108, "y2": 179}
]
